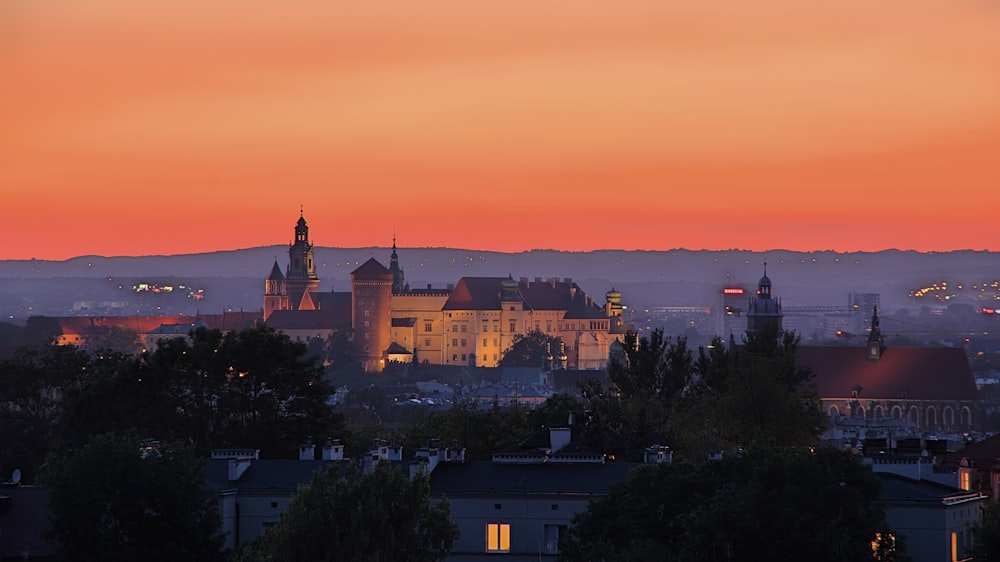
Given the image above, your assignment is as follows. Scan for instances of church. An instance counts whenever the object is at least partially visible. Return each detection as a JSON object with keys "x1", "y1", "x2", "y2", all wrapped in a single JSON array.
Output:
[
  {"x1": 262, "y1": 213, "x2": 628, "y2": 372},
  {"x1": 743, "y1": 268, "x2": 980, "y2": 435}
]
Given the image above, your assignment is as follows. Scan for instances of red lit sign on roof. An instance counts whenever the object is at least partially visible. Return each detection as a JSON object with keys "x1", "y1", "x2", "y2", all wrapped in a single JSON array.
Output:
[{"x1": 723, "y1": 288, "x2": 745, "y2": 295}]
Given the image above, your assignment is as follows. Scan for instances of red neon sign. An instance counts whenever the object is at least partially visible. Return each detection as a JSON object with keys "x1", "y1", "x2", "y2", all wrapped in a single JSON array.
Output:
[{"x1": 723, "y1": 288, "x2": 745, "y2": 295}]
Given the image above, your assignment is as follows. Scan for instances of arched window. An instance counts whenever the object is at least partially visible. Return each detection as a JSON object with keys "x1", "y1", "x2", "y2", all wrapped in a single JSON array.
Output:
[
  {"x1": 943, "y1": 407, "x2": 955, "y2": 431},
  {"x1": 891, "y1": 405, "x2": 904, "y2": 419},
  {"x1": 873, "y1": 405, "x2": 885, "y2": 419},
  {"x1": 926, "y1": 406, "x2": 938, "y2": 430},
  {"x1": 828, "y1": 405, "x2": 841, "y2": 417},
  {"x1": 961, "y1": 407, "x2": 973, "y2": 428},
  {"x1": 908, "y1": 406, "x2": 921, "y2": 428}
]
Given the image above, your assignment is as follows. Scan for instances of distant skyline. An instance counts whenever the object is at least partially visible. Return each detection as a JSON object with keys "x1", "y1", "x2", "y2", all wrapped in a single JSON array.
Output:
[{"x1": 2, "y1": 0, "x2": 999, "y2": 260}]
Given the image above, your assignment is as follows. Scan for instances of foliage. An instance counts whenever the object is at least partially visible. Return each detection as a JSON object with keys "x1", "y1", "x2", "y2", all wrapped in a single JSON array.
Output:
[
  {"x1": 0, "y1": 344, "x2": 91, "y2": 483},
  {"x1": 590, "y1": 326, "x2": 823, "y2": 461},
  {"x1": 42, "y1": 430, "x2": 224, "y2": 562},
  {"x1": 54, "y1": 326, "x2": 343, "y2": 459},
  {"x1": 973, "y1": 501, "x2": 1000, "y2": 561},
  {"x1": 500, "y1": 329, "x2": 563, "y2": 368},
  {"x1": 561, "y1": 447, "x2": 905, "y2": 562},
  {"x1": 233, "y1": 461, "x2": 457, "y2": 562},
  {"x1": 90, "y1": 325, "x2": 142, "y2": 355},
  {"x1": 394, "y1": 399, "x2": 533, "y2": 461}
]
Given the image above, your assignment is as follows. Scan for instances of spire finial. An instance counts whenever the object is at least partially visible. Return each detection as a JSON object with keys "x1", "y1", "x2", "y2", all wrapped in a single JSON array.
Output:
[{"x1": 300, "y1": 205, "x2": 304, "y2": 218}]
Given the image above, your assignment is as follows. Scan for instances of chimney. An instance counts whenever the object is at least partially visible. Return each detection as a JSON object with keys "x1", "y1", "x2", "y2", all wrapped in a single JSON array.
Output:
[
  {"x1": 299, "y1": 440, "x2": 315, "y2": 461},
  {"x1": 549, "y1": 427, "x2": 572, "y2": 454},
  {"x1": 644, "y1": 445, "x2": 673, "y2": 464},
  {"x1": 447, "y1": 439, "x2": 466, "y2": 463},
  {"x1": 322, "y1": 438, "x2": 344, "y2": 461}
]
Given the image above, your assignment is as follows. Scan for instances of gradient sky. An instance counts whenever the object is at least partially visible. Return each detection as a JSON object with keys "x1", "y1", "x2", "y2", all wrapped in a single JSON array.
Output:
[{"x1": 2, "y1": 0, "x2": 999, "y2": 260}]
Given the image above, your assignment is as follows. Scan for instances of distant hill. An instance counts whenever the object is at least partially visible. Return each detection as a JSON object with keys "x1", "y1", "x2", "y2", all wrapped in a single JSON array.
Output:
[{"x1": 2, "y1": 247, "x2": 999, "y2": 311}]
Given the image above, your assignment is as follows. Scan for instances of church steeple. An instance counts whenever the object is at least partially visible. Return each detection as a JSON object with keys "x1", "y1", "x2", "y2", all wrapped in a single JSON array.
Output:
[
  {"x1": 867, "y1": 305, "x2": 885, "y2": 360},
  {"x1": 389, "y1": 235, "x2": 405, "y2": 294},
  {"x1": 746, "y1": 260, "x2": 782, "y2": 335}
]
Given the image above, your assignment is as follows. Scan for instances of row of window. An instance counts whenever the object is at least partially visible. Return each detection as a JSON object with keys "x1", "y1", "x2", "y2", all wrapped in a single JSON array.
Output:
[{"x1": 485, "y1": 522, "x2": 565, "y2": 554}]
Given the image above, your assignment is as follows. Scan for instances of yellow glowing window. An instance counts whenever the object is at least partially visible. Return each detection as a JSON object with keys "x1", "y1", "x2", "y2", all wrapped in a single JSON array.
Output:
[
  {"x1": 960, "y1": 471, "x2": 971, "y2": 491},
  {"x1": 486, "y1": 523, "x2": 511, "y2": 553}
]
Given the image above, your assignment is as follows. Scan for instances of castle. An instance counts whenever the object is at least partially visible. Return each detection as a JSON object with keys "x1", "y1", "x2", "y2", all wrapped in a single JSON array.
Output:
[{"x1": 262, "y1": 212, "x2": 628, "y2": 372}]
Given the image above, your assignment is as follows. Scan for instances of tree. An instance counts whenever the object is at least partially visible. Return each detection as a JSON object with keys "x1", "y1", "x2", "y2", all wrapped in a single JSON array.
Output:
[
  {"x1": 973, "y1": 502, "x2": 1000, "y2": 561},
  {"x1": 234, "y1": 461, "x2": 458, "y2": 562},
  {"x1": 43, "y1": 430, "x2": 224, "y2": 562},
  {"x1": 0, "y1": 343, "x2": 91, "y2": 483},
  {"x1": 90, "y1": 325, "x2": 142, "y2": 355},
  {"x1": 54, "y1": 326, "x2": 344, "y2": 459},
  {"x1": 500, "y1": 329, "x2": 562, "y2": 368},
  {"x1": 561, "y1": 448, "x2": 906, "y2": 562}
]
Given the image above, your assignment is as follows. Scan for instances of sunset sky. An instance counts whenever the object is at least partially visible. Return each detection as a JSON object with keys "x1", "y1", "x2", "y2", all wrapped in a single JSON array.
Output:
[{"x1": 2, "y1": 0, "x2": 999, "y2": 260}]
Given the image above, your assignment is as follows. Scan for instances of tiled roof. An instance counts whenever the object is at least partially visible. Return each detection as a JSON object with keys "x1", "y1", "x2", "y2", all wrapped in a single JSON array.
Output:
[
  {"x1": 203, "y1": 459, "x2": 409, "y2": 493},
  {"x1": 266, "y1": 260, "x2": 284, "y2": 281},
  {"x1": 386, "y1": 342, "x2": 411, "y2": 355},
  {"x1": 940, "y1": 434, "x2": 1000, "y2": 470},
  {"x1": 197, "y1": 311, "x2": 261, "y2": 331},
  {"x1": 391, "y1": 317, "x2": 417, "y2": 328},
  {"x1": 442, "y1": 277, "x2": 607, "y2": 316},
  {"x1": 311, "y1": 291, "x2": 352, "y2": 315},
  {"x1": 428, "y1": 461, "x2": 639, "y2": 497},
  {"x1": 796, "y1": 345, "x2": 978, "y2": 402},
  {"x1": 350, "y1": 258, "x2": 392, "y2": 280},
  {"x1": 877, "y1": 473, "x2": 981, "y2": 504},
  {"x1": 546, "y1": 369, "x2": 614, "y2": 393},
  {"x1": 442, "y1": 277, "x2": 504, "y2": 310},
  {"x1": 264, "y1": 309, "x2": 349, "y2": 331}
]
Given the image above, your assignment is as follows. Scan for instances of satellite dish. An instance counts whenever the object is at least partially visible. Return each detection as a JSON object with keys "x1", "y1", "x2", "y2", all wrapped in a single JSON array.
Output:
[{"x1": 11, "y1": 468, "x2": 21, "y2": 485}]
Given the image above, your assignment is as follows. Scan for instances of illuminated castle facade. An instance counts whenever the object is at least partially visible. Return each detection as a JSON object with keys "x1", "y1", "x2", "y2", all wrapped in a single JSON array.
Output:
[{"x1": 263, "y1": 213, "x2": 627, "y2": 372}]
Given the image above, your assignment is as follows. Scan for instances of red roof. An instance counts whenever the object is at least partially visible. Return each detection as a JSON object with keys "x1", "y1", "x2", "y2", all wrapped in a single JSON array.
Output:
[
  {"x1": 442, "y1": 277, "x2": 605, "y2": 317},
  {"x1": 350, "y1": 258, "x2": 392, "y2": 280},
  {"x1": 797, "y1": 345, "x2": 978, "y2": 402},
  {"x1": 54, "y1": 312, "x2": 260, "y2": 336}
]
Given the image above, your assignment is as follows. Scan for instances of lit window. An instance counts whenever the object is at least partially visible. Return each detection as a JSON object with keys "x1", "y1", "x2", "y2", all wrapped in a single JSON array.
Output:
[{"x1": 486, "y1": 523, "x2": 510, "y2": 553}]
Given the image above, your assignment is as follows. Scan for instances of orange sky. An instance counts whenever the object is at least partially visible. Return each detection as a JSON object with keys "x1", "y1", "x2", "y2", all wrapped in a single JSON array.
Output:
[{"x1": 2, "y1": 0, "x2": 999, "y2": 260}]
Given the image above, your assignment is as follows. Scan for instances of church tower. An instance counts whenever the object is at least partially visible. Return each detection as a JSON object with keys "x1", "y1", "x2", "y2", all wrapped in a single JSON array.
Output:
[
  {"x1": 263, "y1": 260, "x2": 289, "y2": 321},
  {"x1": 389, "y1": 236, "x2": 406, "y2": 294},
  {"x1": 867, "y1": 306, "x2": 885, "y2": 360},
  {"x1": 746, "y1": 262, "x2": 783, "y2": 335},
  {"x1": 285, "y1": 210, "x2": 320, "y2": 310}
]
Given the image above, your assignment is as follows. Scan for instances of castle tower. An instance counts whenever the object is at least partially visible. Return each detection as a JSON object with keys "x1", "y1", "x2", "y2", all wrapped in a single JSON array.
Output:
[
  {"x1": 389, "y1": 236, "x2": 406, "y2": 295},
  {"x1": 351, "y1": 258, "x2": 393, "y2": 372},
  {"x1": 746, "y1": 262, "x2": 783, "y2": 335},
  {"x1": 285, "y1": 210, "x2": 320, "y2": 310},
  {"x1": 263, "y1": 260, "x2": 289, "y2": 321}
]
